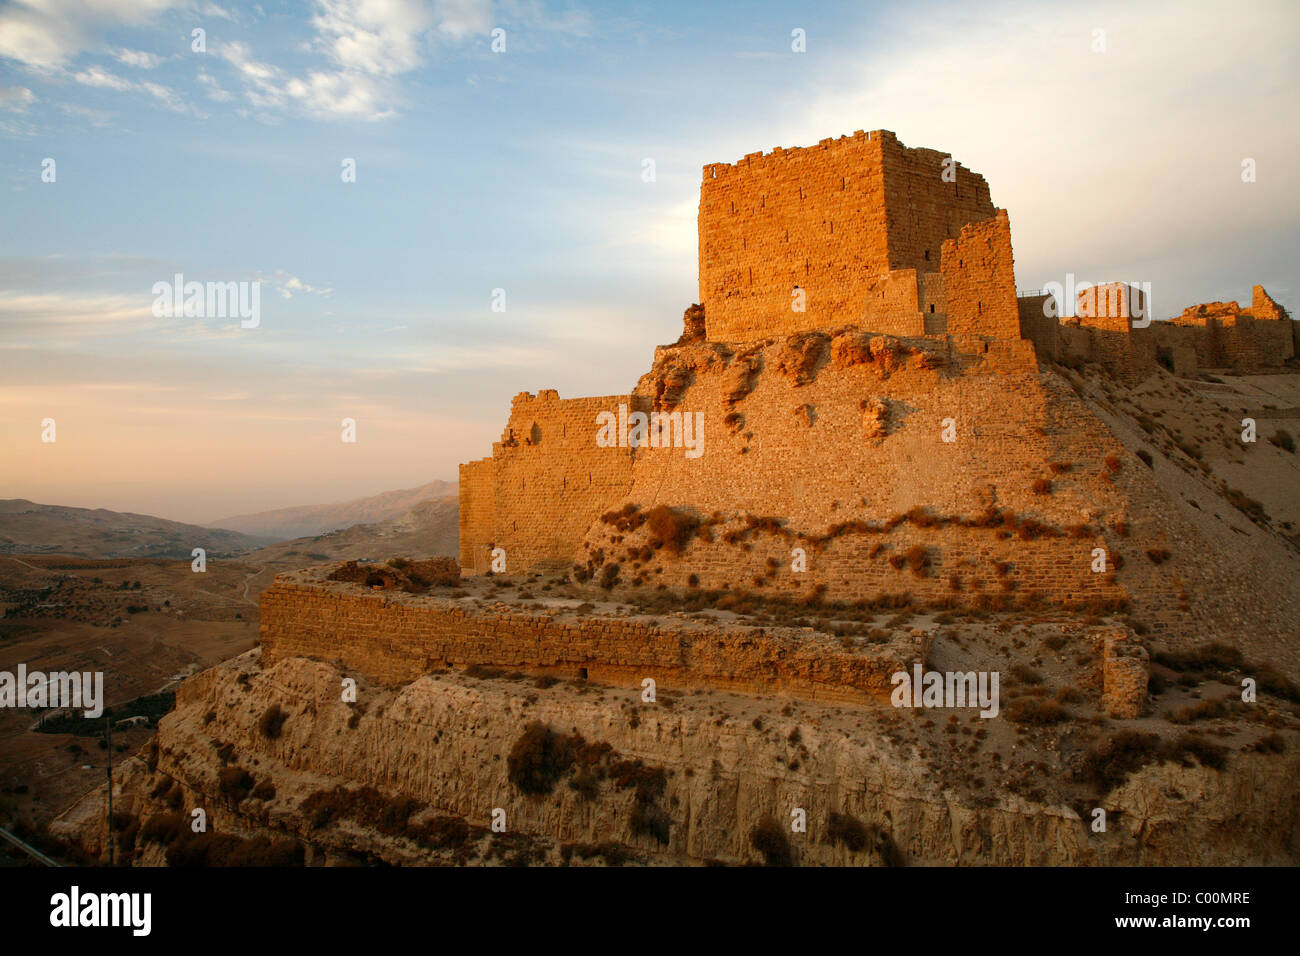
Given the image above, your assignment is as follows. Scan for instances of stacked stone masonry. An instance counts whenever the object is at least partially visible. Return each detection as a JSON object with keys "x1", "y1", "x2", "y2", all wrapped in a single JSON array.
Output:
[
  {"x1": 698, "y1": 130, "x2": 999, "y2": 342},
  {"x1": 260, "y1": 569, "x2": 923, "y2": 705},
  {"x1": 458, "y1": 131, "x2": 1295, "y2": 627}
]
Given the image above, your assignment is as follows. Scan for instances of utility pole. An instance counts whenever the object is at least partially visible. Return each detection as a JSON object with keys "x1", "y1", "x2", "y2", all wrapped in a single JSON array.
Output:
[{"x1": 105, "y1": 715, "x2": 114, "y2": 867}]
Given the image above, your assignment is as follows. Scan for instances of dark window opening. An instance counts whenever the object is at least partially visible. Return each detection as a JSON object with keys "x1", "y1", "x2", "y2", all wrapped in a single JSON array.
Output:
[
  {"x1": 578, "y1": 667, "x2": 588, "y2": 680},
  {"x1": 929, "y1": 304, "x2": 935, "y2": 313}
]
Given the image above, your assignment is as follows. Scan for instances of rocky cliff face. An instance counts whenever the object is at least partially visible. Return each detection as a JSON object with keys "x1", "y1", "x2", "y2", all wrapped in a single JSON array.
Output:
[{"x1": 54, "y1": 648, "x2": 1300, "y2": 866}]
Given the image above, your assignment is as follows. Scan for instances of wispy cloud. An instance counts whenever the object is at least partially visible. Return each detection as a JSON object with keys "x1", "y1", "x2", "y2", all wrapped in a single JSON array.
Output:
[
  {"x1": 0, "y1": 0, "x2": 184, "y2": 71},
  {"x1": 73, "y1": 64, "x2": 190, "y2": 112},
  {"x1": 255, "y1": 270, "x2": 334, "y2": 300},
  {"x1": 0, "y1": 85, "x2": 36, "y2": 111},
  {"x1": 114, "y1": 48, "x2": 164, "y2": 69}
]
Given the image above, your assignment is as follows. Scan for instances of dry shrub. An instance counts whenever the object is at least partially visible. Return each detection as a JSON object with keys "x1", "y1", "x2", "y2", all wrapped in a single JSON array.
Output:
[
  {"x1": 1076, "y1": 730, "x2": 1162, "y2": 791},
  {"x1": 217, "y1": 766, "x2": 254, "y2": 803},
  {"x1": 645, "y1": 505, "x2": 700, "y2": 554},
  {"x1": 507, "y1": 722, "x2": 578, "y2": 796},
  {"x1": 1223, "y1": 485, "x2": 1268, "y2": 523},
  {"x1": 1006, "y1": 697, "x2": 1065, "y2": 725},
  {"x1": 257, "y1": 704, "x2": 287, "y2": 739},
  {"x1": 600, "y1": 503, "x2": 645, "y2": 532},
  {"x1": 825, "y1": 811, "x2": 869, "y2": 851},
  {"x1": 750, "y1": 816, "x2": 792, "y2": 866}
]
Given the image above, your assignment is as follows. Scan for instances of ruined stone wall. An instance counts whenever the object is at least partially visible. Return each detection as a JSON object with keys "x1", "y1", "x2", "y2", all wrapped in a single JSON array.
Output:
[
  {"x1": 1146, "y1": 324, "x2": 1200, "y2": 375},
  {"x1": 1163, "y1": 287, "x2": 1296, "y2": 370},
  {"x1": 919, "y1": 272, "x2": 945, "y2": 322},
  {"x1": 1018, "y1": 294, "x2": 1058, "y2": 360},
  {"x1": 1167, "y1": 314, "x2": 1295, "y2": 371},
  {"x1": 1069, "y1": 283, "x2": 1157, "y2": 384},
  {"x1": 1252, "y1": 284, "x2": 1290, "y2": 321},
  {"x1": 461, "y1": 390, "x2": 640, "y2": 574},
  {"x1": 592, "y1": 332, "x2": 1138, "y2": 610},
  {"x1": 940, "y1": 211, "x2": 1021, "y2": 340},
  {"x1": 258, "y1": 571, "x2": 922, "y2": 704},
  {"x1": 880, "y1": 135, "x2": 996, "y2": 274},
  {"x1": 698, "y1": 130, "x2": 995, "y2": 341},
  {"x1": 1024, "y1": 284, "x2": 1294, "y2": 378},
  {"x1": 457, "y1": 457, "x2": 495, "y2": 573},
  {"x1": 1244, "y1": 314, "x2": 1296, "y2": 366}
]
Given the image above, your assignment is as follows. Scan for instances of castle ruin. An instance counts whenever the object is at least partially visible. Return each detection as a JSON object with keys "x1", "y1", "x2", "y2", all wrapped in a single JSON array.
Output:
[{"x1": 457, "y1": 129, "x2": 1296, "y2": 641}]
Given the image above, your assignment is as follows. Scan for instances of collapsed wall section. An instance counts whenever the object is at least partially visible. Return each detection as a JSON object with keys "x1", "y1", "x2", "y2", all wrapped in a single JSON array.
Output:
[
  {"x1": 1159, "y1": 286, "x2": 1295, "y2": 372},
  {"x1": 880, "y1": 134, "x2": 996, "y2": 274}
]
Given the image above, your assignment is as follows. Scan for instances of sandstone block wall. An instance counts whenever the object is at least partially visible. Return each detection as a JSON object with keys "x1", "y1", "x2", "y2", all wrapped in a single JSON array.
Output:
[
  {"x1": 461, "y1": 389, "x2": 640, "y2": 574},
  {"x1": 573, "y1": 332, "x2": 1133, "y2": 609},
  {"x1": 259, "y1": 571, "x2": 922, "y2": 705},
  {"x1": 1067, "y1": 283, "x2": 1157, "y2": 384},
  {"x1": 1017, "y1": 293, "x2": 1058, "y2": 359},
  {"x1": 698, "y1": 130, "x2": 996, "y2": 341},
  {"x1": 880, "y1": 134, "x2": 996, "y2": 274},
  {"x1": 1162, "y1": 289, "x2": 1296, "y2": 371},
  {"x1": 1020, "y1": 283, "x2": 1295, "y2": 379},
  {"x1": 457, "y1": 457, "x2": 494, "y2": 572},
  {"x1": 941, "y1": 210, "x2": 1020, "y2": 340},
  {"x1": 1099, "y1": 631, "x2": 1149, "y2": 719},
  {"x1": 1252, "y1": 284, "x2": 1290, "y2": 321}
]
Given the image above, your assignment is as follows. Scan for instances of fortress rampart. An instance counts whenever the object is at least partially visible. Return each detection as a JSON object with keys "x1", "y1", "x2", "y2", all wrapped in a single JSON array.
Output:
[
  {"x1": 447, "y1": 130, "x2": 1295, "y2": 643},
  {"x1": 459, "y1": 389, "x2": 641, "y2": 573},
  {"x1": 258, "y1": 568, "x2": 923, "y2": 704},
  {"x1": 1048, "y1": 282, "x2": 1294, "y2": 377}
]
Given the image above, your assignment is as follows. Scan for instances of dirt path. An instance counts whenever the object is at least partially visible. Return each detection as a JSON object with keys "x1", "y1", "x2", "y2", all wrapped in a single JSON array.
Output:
[{"x1": 241, "y1": 566, "x2": 268, "y2": 605}]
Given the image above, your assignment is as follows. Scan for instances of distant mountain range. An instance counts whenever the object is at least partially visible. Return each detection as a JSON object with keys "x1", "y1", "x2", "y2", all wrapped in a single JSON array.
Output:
[
  {"x1": 247, "y1": 494, "x2": 459, "y2": 564},
  {"x1": 206, "y1": 480, "x2": 458, "y2": 540},
  {"x1": 0, "y1": 482, "x2": 461, "y2": 563},
  {"x1": 0, "y1": 499, "x2": 271, "y2": 559}
]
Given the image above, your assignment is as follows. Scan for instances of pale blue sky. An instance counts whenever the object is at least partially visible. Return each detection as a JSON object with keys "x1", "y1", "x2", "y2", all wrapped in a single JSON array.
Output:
[{"x1": 1, "y1": 0, "x2": 1296, "y2": 522}]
